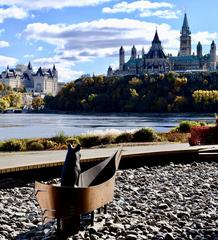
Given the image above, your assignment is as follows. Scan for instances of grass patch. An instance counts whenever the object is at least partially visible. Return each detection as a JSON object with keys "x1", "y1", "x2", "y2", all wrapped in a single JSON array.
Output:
[{"x1": 50, "y1": 131, "x2": 68, "y2": 144}]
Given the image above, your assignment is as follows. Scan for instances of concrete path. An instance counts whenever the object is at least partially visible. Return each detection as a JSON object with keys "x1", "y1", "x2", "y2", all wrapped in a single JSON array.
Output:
[{"x1": 0, "y1": 143, "x2": 217, "y2": 174}]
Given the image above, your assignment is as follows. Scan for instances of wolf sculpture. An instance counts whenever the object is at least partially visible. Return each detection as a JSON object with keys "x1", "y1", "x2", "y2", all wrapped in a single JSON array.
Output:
[{"x1": 61, "y1": 144, "x2": 81, "y2": 187}]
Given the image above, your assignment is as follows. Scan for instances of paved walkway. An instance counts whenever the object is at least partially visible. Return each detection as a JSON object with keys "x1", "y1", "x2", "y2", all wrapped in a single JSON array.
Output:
[{"x1": 0, "y1": 143, "x2": 217, "y2": 174}]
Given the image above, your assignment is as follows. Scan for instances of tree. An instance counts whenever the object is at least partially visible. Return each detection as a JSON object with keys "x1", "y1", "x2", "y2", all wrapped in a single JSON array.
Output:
[
  {"x1": 0, "y1": 98, "x2": 9, "y2": 111},
  {"x1": 0, "y1": 83, "x2": 4, "y2": 92},
  {"x1": 32, "y1": 97, "x2": 44, "y2": 110},
  {"x1": 5, "y1": 92, "x2": 23, "y2": 108}
]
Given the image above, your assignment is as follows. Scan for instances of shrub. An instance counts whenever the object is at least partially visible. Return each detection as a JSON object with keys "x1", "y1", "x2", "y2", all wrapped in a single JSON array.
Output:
[
  {"x1": 115, "y1": 132, "x2": 133, "y2": 143},
  {"x1": 133, "y1": 128, "x2": 157, "y2": 142},
  {"x1": 27, "y1": 141, "x2": 44, "y2": 151},
  {"x1": 42, "y1": 140, "x2": 57, "y2": 150},
  {"x1": 100, "y1": 134, "x2": 115, "y2": 145},
  {"x1": 0, "y1": 139, "x2": 25, "y2": 151},
  {"x1": 51, "y1": 131, "x2": 68, "y2": 144},
  {"x1": 79, "y1": 135, "x2": 102, "y2": 148},
  {"x1": 66, "y1": 137, "x2": 80, "y2": 146},
  {"x1": 160, "y1": 132, "x2": 189, "y2": 143},
  {"x1": 176, "y1": 121, "x2": 207, "y2": 133}
]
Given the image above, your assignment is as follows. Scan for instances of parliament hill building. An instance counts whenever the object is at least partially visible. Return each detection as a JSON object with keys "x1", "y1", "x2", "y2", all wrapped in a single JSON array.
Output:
[{"x1": 107, "y1": 13, "x2": 217, "y2": 76}]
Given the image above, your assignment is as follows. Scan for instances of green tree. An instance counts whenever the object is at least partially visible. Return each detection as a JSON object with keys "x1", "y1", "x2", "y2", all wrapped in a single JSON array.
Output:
[
  {"x1": 32, "y1": 97, "x2": 44, "y2": 110},
  {"x1": 6, "y1": 92, "x2": 23, "y2": 108},
  {"x1": 0, "y1": 98, "x2": 9, "y2": 111}
]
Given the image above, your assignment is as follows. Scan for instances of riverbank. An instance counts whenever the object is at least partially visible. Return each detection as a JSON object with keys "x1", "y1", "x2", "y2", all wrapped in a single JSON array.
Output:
[
  {"x1": 1, "y1": 161, "x2": 217, "y2": 239},
  {"x1": 0, "y1": 127, "x2": 191, "y2": 152}
]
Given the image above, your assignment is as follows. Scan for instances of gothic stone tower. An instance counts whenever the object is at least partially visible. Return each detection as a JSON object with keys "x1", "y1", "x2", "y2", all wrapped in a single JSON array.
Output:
[
  {"x1": 210, "y1": 40, "x2": 217, "y2": 70},
  {"x1": 179, "y1": 13, "x2": 191, "y2": 56},
  {"x1": 197, "y1": 42, "x2": 202, "y2": 57},
  {"x1": 119, "y1": 46, "x2": 125, "y2": 71}
]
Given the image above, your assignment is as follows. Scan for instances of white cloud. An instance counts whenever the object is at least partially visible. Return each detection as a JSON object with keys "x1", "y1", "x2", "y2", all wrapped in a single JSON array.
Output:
[
  {"x1": 0, "y1": 6, "x2": 28, "y2": 23},
  {"x1": 37, "y1": 46, "x2": 43, "y2": 51},
  {"x1": 0, "y1": 55, "x2": 17, "y2": 67},
  {"x1": 0, "y1": 0, "x2": 112, "y2": 10},
  {"x1": 0, "y1": 40, "x2": 9, "y2": 48},
  {"x1": 192, "y1": 31, "x2": 217, "y2": 45},
  {"x1": 23, "y1": 54, "x2": 34, "y2": 58},
  {"x1": 103, "y1": 1, "x2": 173, "y2": 13},
  {"x1": 102, "y1": 0, "x2": 181, "y2": 19},
  {"x1": 140, "y1": 9, "x2": 181, "y2": 19},
  {"x1": 0, "y1": 0, "x2": 112, "y2": 22},
  {"x1": 23, "y1": 18, "x2": 180, "y2": 59}
]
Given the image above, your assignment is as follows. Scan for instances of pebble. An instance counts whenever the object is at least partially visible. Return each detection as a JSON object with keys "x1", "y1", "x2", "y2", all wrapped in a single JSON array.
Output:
[{"x1": 0, "y1": 162, "x2": 218, "y2": 239}]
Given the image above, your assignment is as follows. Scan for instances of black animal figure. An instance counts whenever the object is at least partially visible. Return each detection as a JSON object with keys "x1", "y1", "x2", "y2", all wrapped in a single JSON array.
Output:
[{"x1": 61, "y1": 144, "x2": 81, "y2": 187}]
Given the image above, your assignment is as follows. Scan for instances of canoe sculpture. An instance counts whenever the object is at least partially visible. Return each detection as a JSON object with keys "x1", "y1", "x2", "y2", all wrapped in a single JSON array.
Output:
[{"x1": 35, "y1": 149, "x2": 122, "y2": 235}]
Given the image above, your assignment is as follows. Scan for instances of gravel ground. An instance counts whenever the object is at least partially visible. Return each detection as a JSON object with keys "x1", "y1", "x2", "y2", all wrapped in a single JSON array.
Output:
[{"x1": 0, "y1": 161, "x2": 218, "y2": 240}]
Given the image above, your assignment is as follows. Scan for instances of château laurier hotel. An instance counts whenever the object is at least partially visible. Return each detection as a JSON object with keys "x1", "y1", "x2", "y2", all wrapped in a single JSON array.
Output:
[{"x1": 107, "y1": 13, "x2": 217, "y2": 76}]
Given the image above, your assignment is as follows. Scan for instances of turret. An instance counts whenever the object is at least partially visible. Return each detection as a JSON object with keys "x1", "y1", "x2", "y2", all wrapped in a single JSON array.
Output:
[
  {"x1": 179, "y1": 13, "x2": 191, "y2": 56},
  {"x1": 107, "y1": 66, "x2": 113, "y2": 76},
  {"x1": 119, "y1": 46, "x2": 125, "y2": 71},
  {"x1": 142, "y1": 47, "x2": 145, "y2": 58},
  {"x1": 27, "y1": 61, "x2": 33, "y2": 71},
  {"x1": 131, "y1": 45, "x2": 137, "y2": 60},
  {"x1": 197, "y1": 42, "x2": 202, "y2": 57},
  {"x1": 152, "y1": 29, "x2": 162, "y2": 50},
  {"x1": 210, "y1": 40, "x2": 216, "y2": 70},
  {"x1": 52, "y1": 64, "x2": 58, "y2": 78},
  {"x1": 146, "y1": 29, "x2": 166, "y2": 60},
  {"x1": 37, "y1": 67, "x2": 43, "y2": 76}
]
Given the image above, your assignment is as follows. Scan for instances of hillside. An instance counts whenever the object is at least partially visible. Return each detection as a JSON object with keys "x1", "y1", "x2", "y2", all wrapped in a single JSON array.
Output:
[{"x1": 44, "y1": 71, "x2": 218, "y2": 113}]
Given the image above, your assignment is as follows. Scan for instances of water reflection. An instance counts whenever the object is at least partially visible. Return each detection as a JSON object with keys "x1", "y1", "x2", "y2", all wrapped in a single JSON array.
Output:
[{"x1": 0, "y1": 113, "x2": 214, "y2": 140}]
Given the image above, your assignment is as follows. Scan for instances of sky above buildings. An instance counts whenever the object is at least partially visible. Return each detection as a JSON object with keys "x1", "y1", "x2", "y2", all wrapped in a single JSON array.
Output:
[{"x1": 0, "y1": 0, "x2": 217, "y2": 82}]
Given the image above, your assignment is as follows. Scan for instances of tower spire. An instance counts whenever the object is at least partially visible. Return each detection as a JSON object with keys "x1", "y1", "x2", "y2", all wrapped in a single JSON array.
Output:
[
  {"x1": 181, "y1": 13, "x2": 191, "y2": 35},
  {"x1": 179, "y1": 13, "x2": 191, "y2": 56},
  {"x1": 152, "y1": 29, "x2": 161, "y2": 44}
]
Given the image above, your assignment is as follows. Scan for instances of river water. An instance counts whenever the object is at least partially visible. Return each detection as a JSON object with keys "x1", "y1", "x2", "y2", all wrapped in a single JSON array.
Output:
[{"x1": 0, "y1": 113, "x2": 215, "y2": 140}]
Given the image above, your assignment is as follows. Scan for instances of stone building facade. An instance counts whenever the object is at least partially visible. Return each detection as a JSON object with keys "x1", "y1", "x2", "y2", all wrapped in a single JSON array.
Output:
[
  {"x1": 108, "y1": 13, "x2": 217, "y2": 76},
  {"x1": 0, "y1": 62, "x2": 58, "y2": 96}
]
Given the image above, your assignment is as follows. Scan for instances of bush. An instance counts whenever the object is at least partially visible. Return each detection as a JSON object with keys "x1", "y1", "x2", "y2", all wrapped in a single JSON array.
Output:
[
  {"x1": 133, "y1": 128, "x2": 157, "y2": 142},
  {"x1": 0, "y1": 139, "x2": 25, "y2": 151},
  {"x1": 66, "y1": 137, "x2": 80, "y2": 146},
  {"x1": 100, "y1": 134, "x2": 115, "y2": 145},
  {"x1": 42, "y1": 140, "x2": 57, "y2": 150},
  {"x1": 115, "y1": 132, "x2": 133, "y2": 143},
  {"x1": 51, "y1": 131, "x2": 68, "y2": 144},
  {"x1": 27, "y1": 141, "x2": 44, "y2": 151},
  {"x1": 176, "y1": 121, "x2": 207, "y2": 133},
  {"x1": 79, "y1": 135, "x2": 102, "y2": 148}
]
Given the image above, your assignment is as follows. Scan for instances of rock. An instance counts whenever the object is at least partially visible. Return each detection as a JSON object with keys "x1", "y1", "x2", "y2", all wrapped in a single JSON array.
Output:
[
  {"x1": 90, "y1": 234, "x2": 99, "y2": 240},
  {"x1": 164, "y1": 233, "x2": 175, "y2": 240},
  {"x1": 1, "y1": 162, "x2": 218, "y2": 239},
  {"x1": 158, "y1": 203, "x2": 169, "y2": 210},
  {"x1": 89, "y1": 226, "x2": 98, "y2": 235},
  {"x1": 125, "y1": 234, "x2": 138, "y2": 240},
  {"x1": 109, "y1": 223, "x2": 125, "y2": 232}
]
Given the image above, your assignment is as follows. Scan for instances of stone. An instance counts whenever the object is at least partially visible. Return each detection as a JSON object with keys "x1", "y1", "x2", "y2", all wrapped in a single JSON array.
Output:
[{"x1": 125, "y1": 234, "x2": 138, "y2": 240}]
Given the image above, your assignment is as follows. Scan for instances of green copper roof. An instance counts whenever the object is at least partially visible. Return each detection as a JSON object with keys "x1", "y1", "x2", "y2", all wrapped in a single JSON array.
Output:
[{"x1": 170, "y1": 55, "x2": 199, "y2": 61}]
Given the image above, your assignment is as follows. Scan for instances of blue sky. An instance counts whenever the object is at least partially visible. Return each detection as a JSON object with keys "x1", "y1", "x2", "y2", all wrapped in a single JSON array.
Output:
[{"x1": 0, "y1": 0, "x2": 217, "y2": 82}]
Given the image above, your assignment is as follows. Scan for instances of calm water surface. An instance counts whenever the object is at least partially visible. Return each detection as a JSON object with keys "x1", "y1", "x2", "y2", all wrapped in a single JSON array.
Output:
[{"x1": 0, "y1": 113, "x2": 215, "y2": 140}]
